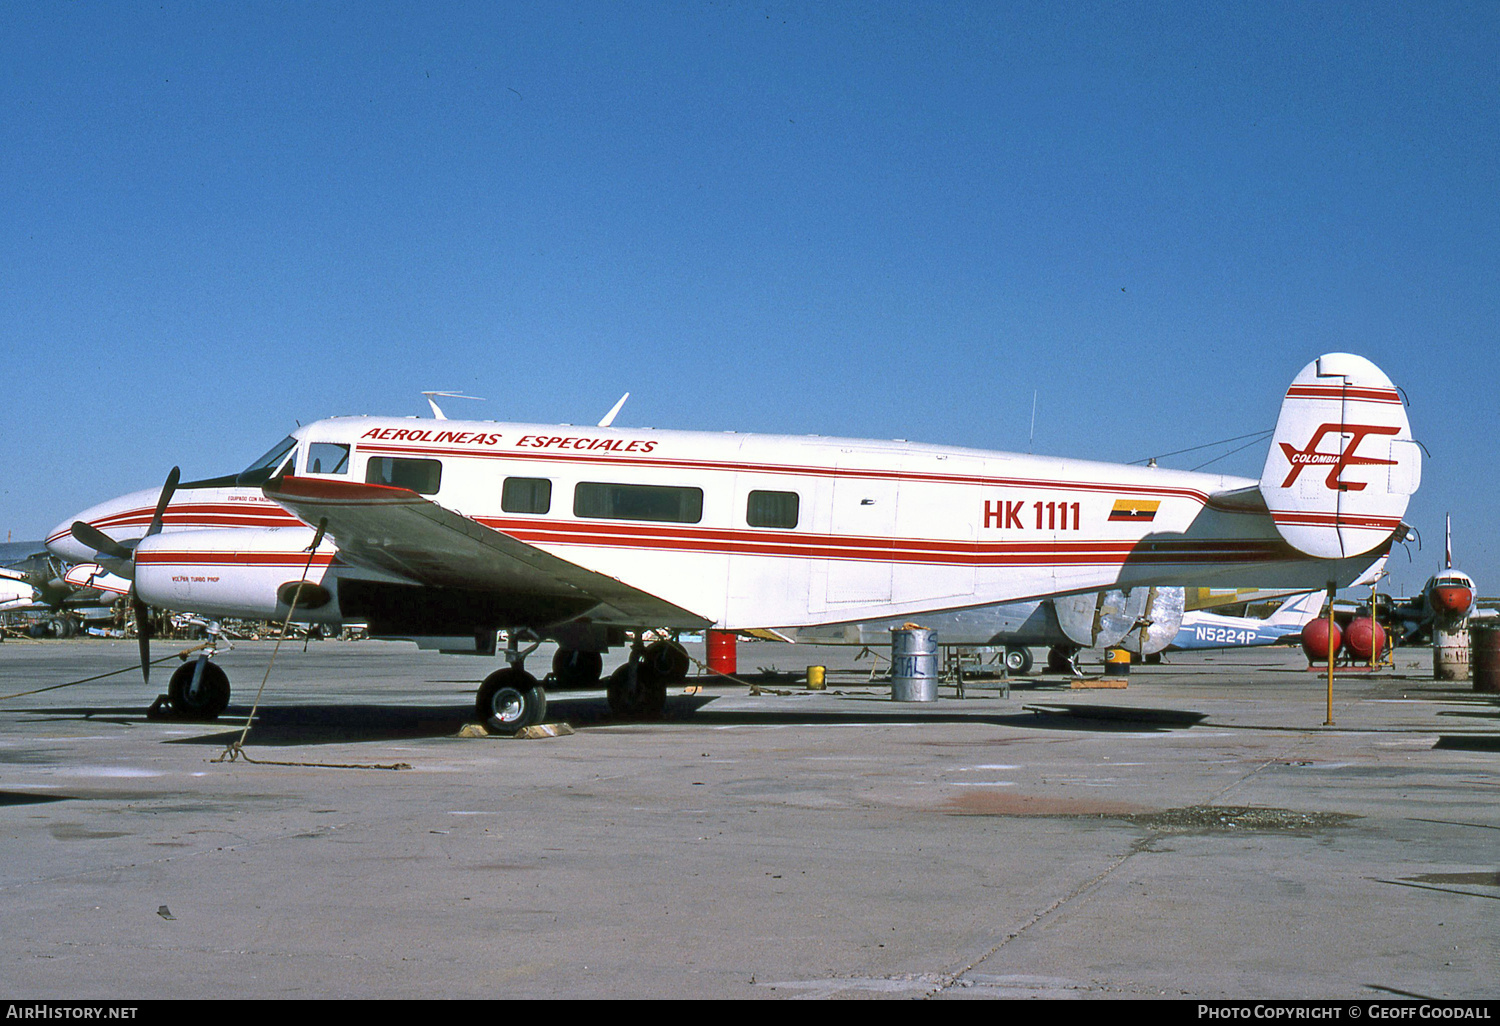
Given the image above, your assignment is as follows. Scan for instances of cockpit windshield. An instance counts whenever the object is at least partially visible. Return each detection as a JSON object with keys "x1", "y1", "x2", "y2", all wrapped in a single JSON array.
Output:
[
  {"x1": 177, "y1": 434, "x2": 301, "y2": 490},
  {"x1": 242, "y1": 436, "x2": 299, "y2": 478},
  {"x1": 239, "y1": 436, "x2": 300, "y2": 484}
]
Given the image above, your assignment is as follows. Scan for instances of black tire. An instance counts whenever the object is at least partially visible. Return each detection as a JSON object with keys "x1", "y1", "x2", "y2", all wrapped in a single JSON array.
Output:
[
  {"x1": 476, "y1": 668, "x2": 547, "y2": 734},
  {"x1": 551, "y1": 648, "x2": 604, "y2": 689},
  {"x1": 607, "y1": 661, "x2": 667, "y2": 719},
  {"x1": 1003, "y1": 646, "x2": 1033, "y2": 675},
  {"x1": 642, "y1": 639, "x2": 690, "y2": 681},
  {"x1": 167, "y1": 659, "x2": 231, "y2": 721}
]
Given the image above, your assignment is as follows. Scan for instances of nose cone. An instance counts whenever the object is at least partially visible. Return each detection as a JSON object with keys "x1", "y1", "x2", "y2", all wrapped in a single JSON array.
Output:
[
  {"x1": 45, "y1": 517, "x2": 93, "y2": 564},
  {"x1": 45, "y1": 487, "x2": 164, "y2": 564},
  {"x1": 1430, "y1": 573, "x2": 1475, "y2": 615}
]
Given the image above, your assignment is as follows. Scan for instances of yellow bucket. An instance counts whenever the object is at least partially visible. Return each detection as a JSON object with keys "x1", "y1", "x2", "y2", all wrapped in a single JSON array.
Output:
[{"x1": 807, "y1": 665, "x2": 826, "y2": 690}]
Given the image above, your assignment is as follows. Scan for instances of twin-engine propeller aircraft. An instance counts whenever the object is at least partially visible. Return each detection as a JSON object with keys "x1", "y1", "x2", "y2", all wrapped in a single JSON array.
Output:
[{"x1": 48, "y1": 353, "x2": 1420, "y2": 732}]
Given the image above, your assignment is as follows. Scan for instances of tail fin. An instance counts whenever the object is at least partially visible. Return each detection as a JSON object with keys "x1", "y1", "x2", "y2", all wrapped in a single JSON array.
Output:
[
  {"x1": 1265, "y1": 590, "x2": 1325, "y2": 627},
  {"x1": 1260, "y1": 353, "x2": 1420, "y2": 559}
]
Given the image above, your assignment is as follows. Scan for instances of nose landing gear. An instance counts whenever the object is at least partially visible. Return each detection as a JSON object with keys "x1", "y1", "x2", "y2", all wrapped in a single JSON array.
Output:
[{"x1": 475, "y1": 631, "x2": 548, "y2": 733}]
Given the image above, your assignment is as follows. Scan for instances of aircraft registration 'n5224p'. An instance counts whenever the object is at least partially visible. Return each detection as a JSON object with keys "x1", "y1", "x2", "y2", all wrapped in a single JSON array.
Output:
[{"x1": 48, "y1": 353, "x2": 1420, "y2": 732}]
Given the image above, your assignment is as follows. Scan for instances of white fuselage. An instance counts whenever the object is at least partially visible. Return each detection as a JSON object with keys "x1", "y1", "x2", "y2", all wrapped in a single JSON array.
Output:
[{"x1": 49, "y1": 416, "x2": 1389, "y2": 632}]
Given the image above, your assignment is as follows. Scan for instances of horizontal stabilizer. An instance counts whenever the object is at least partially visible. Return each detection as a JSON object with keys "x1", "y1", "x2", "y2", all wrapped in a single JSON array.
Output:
[{"x1": 1259, "y1": 353, "x2": 1419, "y2": 559}]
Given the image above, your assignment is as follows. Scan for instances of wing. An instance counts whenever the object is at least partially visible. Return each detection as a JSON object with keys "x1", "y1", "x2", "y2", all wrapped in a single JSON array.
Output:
[{"x1": 264, "y1": 476, "x2": 712, "y2": 630}]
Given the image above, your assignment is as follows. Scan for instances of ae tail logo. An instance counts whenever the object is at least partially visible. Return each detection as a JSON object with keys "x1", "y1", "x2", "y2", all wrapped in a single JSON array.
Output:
[{"x1": 1279, "y1": 423, "x2": 1399, "y2": 491}]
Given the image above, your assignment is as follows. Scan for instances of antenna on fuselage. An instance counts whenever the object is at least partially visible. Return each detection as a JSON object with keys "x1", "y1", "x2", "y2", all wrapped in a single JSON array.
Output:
[
  {"x1": 422, "y1": 391, "x2": 486, "y2": 420},
  {"x1": 598, "y1": 392, "x2": 630, "y2": 428}
]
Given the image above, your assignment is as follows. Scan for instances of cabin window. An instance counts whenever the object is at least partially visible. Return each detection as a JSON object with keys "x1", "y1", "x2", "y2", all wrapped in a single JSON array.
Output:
[
  {"x1": 502, "y1": 477, "x2": 552, "y2": 514},
  {"x1": 366, "y1": 456, "x2": 442, "y2": 495},
  {"x1": 747, "y1": 490, "x2": 799, "y2": 529},
  {"x1": 307, "y1": 443, "x2": 350, "y2": 475},
  {"x1": 574, "y1": 482, "x2": 703, "y2": 524}
]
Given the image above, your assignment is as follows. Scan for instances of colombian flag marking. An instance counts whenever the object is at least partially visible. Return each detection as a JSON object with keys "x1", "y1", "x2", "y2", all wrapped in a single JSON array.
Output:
[{"x1": 1109, "y1": 499, "x2": 1160, "y2": 522}]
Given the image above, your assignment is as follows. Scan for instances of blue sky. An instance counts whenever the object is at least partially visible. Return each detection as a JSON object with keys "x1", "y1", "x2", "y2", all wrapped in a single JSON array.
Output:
[{"x1": 2, "y1": 1, "x2": 1495, "y2": 598}]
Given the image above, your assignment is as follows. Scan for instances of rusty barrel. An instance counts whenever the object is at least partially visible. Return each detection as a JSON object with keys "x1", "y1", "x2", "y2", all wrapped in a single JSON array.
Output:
[
  {"x1": 891, "y1": 627, "x2": 938, "y2": 702},
  {"x1": 1468, "y1": 621, "x2": 1500, "y2": 693},
  {"x1": 1433, "y1": 627, "x2": 1470, "y2": 681}
]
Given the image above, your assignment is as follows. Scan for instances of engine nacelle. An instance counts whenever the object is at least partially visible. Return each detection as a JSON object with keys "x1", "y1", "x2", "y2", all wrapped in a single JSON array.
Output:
[
  {"x1": 1054, "y1": 587, "x2": 1186, "y2": 655},
  {"x1": 1119, "y1": 587, "x2": 1187, "y2": 657},
  {"x1": 0, "y1": 577, "x2": 37, "y2": 611},
  {"x1": 1052, "y1": 590, "x2": 1137, "y2": 649},
  {"x1": 134, "y1": 526, "x2": 345, "y2": 623}
]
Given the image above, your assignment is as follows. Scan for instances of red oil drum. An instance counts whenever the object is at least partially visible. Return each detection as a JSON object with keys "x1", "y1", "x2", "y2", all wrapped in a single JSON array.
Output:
[{"x1": 707, "y1": 630, "x2": 737, "y2": 676}]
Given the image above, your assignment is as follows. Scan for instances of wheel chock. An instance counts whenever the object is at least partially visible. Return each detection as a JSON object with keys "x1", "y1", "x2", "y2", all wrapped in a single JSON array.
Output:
[
  {"x1": 457, "y1": 721, "x2": 575, "y2": 739},
  {"x1": 516, "y1": 723, "x2": 574, "y2": 739}
]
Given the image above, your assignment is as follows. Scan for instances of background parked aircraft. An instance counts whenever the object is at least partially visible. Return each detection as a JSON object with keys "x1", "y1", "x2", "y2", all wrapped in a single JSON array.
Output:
[
  {"x1": 1168, "y1": 590, "x2": 1324, "y2": 652},
  {"x1": 0, "y1": 541, "x2": 125, "y2": 636},
  {"x1": 772, "y1": 587, "x2": 1185, "y2": 675}
]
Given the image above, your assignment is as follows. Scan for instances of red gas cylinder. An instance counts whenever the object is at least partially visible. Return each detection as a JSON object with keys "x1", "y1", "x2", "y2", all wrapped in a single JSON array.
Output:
[
  {"x1": 1342, "y1": 617, "x2": 1387, "y2": 662},
  {"x1": 1301, "y1": 618, "x2": 1342, "y2": 664}
]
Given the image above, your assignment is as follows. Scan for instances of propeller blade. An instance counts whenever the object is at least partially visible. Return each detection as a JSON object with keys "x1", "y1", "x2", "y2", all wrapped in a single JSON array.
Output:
[
  {"x1": 133, "y1": 594, "x2": 152, "y2": 686},
  {"x1": 70, "y1": 521, "x2": 134, "y2": 562},
  {"x1": 133, "y1": 467, "x2": 180, "y2": 687},
  {"x1": 145, "y1": 467, "x2": 181, "y2": 538}
]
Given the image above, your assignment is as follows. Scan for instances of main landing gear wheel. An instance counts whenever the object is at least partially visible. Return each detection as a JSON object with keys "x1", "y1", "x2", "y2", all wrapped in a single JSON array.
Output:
[
  {"x1": 1003, "y1": 646, "x2": 1033, "y2": 675},
  {"x1": 607, "y1": 661, "x2": 667, "y2": 719},
  {"x1": 166, "y1": 659, "x2": 231, "y2": 721},
  {"x1": 551, "y1": 648, "x2": 604, "y2": 689},
  {"x1": 476, "y1": 668, "x2": 548, "y2": 734},
  {"x1": 641, "y1": 639, "x2": 690, "y2": 682}
]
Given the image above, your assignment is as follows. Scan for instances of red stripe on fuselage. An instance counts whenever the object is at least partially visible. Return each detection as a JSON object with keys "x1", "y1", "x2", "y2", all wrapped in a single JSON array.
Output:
[
  {"x1": 137, "y1": 534, "x2": 1294, "y2": 571},
  {"x1": 356, "y1": 443, "x2": 1220, "y2": 505},
  {"x1": 135, "y1": 551, "x2": 337, "y2": 569}
]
